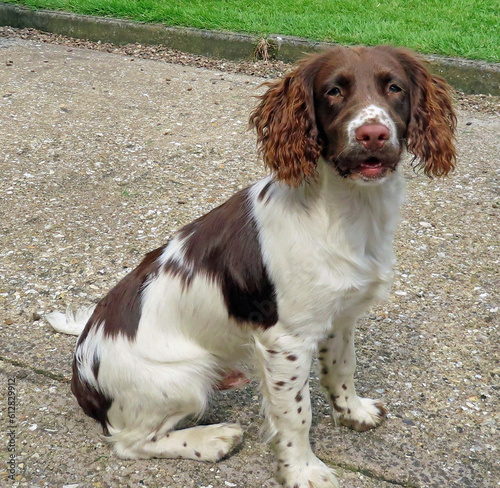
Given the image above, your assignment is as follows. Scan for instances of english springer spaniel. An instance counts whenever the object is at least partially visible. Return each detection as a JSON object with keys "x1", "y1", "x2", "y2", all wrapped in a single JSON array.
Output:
[{"x1": 47, "y1": 46, "x2": 456, "y2": 488}]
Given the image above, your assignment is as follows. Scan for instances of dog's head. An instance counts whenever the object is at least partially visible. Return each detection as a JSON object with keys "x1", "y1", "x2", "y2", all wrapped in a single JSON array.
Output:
[{"x1": 249, "y1": 46, "x2": 457, "y2": 187}]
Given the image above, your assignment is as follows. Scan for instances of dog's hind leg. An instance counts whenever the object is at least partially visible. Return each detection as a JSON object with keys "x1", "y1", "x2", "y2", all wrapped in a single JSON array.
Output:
[
  {"x1": 111, "y1": 422, "x2": 244, "y2": 461},
  {"x1": 100, "y1": 357, "x2": 244, "y2": 462}
]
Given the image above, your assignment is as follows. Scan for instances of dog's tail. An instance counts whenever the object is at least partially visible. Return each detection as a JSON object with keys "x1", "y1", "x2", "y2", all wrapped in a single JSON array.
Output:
[{"x1": 45, "y1": 305, "x2": 96, "y2": 336}]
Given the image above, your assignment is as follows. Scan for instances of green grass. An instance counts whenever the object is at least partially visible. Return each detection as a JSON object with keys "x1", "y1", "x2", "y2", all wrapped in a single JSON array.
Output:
[{"x1": 5, "y1": 0, "x2": 499, "y2": 61}]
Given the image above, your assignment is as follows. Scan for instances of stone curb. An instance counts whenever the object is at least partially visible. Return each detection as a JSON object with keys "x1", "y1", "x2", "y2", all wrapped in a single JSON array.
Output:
[{"x1": 1, "y1": 2, "x2": 499, "y2": 95}]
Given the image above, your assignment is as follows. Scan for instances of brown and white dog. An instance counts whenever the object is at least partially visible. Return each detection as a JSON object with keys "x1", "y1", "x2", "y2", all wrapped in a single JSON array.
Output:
[{"x1": 47, "y1": 46, "x2": 456, "y2": 488}]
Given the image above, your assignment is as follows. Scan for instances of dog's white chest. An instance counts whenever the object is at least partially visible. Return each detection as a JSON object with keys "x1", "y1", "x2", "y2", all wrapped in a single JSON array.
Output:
[
  {"x1": 254, "y1": 171, "x2": 403, "y2": 331},
  {"x1": 276, "y1": 235, "x2": 393, "y2": 329}
]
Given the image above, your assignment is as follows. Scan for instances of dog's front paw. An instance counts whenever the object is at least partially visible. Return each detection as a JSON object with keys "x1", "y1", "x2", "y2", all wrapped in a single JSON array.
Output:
[
  {"x1": 332, "y1": 396, "x2": 386, "y2": 432},
  {"x1": 277, "y1": 458, "x2": 339, "y2": 488}
]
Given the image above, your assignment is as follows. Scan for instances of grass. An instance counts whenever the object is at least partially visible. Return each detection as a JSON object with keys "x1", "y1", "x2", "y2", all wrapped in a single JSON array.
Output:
[{"x1": 4, "y1": 0, "x2": 499, "y2": 62}]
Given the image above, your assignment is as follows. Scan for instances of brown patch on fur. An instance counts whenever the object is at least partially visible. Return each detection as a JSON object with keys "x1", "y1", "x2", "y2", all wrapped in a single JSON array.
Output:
[
  {"x1": 173, "y1": 188, "x2": 278, "y2": 328},
  {"x1": 80, "y1": 245, "x2": 166, "y2": 341},
  {"x1": 257, "y1": 180, "x2": 274, "y2": 203},
  {"x1": 332, "y1": 402, "x2": 344, "y2": 413},
  {"x1": 70, "y1": 358, "x2": 112, "y2": 436}
]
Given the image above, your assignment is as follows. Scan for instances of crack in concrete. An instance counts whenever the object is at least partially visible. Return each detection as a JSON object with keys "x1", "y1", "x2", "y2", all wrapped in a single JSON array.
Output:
[
  {"x1": 0, "y1": 355, "x2": 69, "y2": 383},
  {"x1": 331, "y1": 461, "x2": 418, "y2": 487}
]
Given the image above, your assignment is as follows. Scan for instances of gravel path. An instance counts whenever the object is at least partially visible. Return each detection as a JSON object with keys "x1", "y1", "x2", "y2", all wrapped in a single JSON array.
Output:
[{"x1": 0, "y1": 29, "x2": 498, "y2": 488}]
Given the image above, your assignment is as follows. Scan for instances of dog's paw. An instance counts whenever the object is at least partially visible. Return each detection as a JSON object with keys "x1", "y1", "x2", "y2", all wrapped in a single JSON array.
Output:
[
  {"x1": 332, "y1": 396, "x2": 386, "y2": 432},
  {"x1": 201, "y1": 423, "x2": 244, "y2": 462},
  {"x1": 278, "y1": 458, "x2": 339, "y2": 488}
]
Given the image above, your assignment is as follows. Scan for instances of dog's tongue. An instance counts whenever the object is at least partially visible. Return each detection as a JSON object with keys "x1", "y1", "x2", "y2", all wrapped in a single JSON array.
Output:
[{"x1": 359, "y1": 162, "x2": 385, "y2": 178}]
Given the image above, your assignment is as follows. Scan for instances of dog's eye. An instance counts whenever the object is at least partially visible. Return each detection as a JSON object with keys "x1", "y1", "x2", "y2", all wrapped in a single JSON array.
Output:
[
  {"x1": 388, "y1": 84, "x2": 402, "y2": 93},
  {"x1": 327, "y1": 87, "x2": 342, "y2": 97}
]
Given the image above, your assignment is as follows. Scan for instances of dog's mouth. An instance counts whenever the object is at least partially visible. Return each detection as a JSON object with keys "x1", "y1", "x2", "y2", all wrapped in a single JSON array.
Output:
[
  {"x1": 353, "y1": 156, "x2": 389, "y2": 179},
  {"x1": 333, "y1": 153, "x2": 399, "y2": 181}
]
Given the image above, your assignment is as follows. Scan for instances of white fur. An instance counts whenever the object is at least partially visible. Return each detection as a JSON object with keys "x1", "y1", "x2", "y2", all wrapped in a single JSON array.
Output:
[
  {"x1": 47, "y1": 107, "x2": 407, "y2": 488},
  {"x1": 347, "y1": 104, "x2": 398, "y2": 148}
]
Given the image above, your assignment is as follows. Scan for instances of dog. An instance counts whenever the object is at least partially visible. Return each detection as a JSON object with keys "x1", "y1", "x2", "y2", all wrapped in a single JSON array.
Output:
[{"x1": 47, "y1": 45, "x2": 456, "y2": 488}]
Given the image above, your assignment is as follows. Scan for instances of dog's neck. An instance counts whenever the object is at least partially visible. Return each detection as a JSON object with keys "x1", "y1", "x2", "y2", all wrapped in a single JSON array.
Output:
[{"x1": 270, "y1": 157, "x2": 406, "y2": 218}]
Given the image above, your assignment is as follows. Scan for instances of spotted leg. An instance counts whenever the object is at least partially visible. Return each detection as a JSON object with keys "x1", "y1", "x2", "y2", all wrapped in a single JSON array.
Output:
[
  {"x1": 255, "y1": 330, "x2": 339, "y2": 488},
  {"x1": 319, "y1": 321, "x2": 386, "y2": 432}
]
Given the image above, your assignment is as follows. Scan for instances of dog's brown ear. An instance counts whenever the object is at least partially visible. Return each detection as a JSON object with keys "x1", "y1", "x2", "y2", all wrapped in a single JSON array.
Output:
[
  {"x1": 249, "y1": 61, "x2": 321, "y2": 187},
  {"x1": 395, "y1": 49, "x2": 457, "y2": 177}
]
